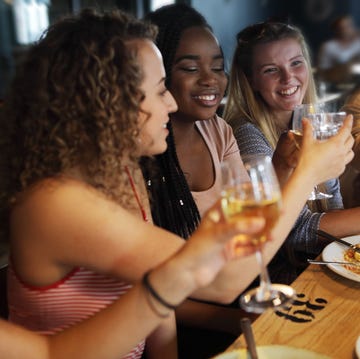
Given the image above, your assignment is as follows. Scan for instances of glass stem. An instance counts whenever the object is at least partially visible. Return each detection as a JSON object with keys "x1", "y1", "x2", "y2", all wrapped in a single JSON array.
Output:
[{"x1": 255, "y1": 248, "x2": 272, "y2": 301}]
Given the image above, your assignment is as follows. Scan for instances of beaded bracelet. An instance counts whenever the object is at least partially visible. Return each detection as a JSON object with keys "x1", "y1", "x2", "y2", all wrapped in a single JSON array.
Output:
[{"x1": 142, "y1": 271, "x2": 178, "y2": 311}]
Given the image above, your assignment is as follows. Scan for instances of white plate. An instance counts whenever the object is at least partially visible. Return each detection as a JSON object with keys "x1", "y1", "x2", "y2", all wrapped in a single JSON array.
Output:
[
  {"x1": 213, "y1": 345, "x2": 330, "y2": 358},
  {"x1": 322, "y1": 235, "x2": 360, "y2": 282},
  {"x1": 356, "y1": 336, "x2": 360, "y2": 358}
]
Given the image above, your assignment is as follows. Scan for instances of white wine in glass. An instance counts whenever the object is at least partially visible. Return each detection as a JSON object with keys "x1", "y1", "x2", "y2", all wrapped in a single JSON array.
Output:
[{"x1": 221, "y1": 155, "x2": 295, "y2": 313}]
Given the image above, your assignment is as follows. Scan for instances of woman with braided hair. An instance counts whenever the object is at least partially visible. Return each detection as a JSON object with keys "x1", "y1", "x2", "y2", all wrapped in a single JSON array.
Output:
[
  {"x1": 140, "y1": 4, "x2": 248, "y2": 240},
  {"x1": 141, "y1": 5, "x2": 250, "y2": 355}
]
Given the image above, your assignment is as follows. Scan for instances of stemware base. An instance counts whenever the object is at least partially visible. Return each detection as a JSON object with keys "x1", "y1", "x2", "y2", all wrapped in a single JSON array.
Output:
[{"x1": 239, "y1": 284, "x2": 296, "y2": 314}]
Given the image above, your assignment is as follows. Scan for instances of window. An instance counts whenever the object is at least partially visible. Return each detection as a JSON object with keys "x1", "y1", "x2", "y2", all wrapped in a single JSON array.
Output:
[
  {"x1": 150, "y1": 0, "x2": 175, "y2": 11},
  {"x1": 12, "y1": 0, "x2": 50, "y2": 45}
]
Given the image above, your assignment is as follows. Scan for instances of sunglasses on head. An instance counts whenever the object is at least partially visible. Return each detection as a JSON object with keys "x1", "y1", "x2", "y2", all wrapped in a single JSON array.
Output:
[{"x1": 236, "y1": 21, "x2": 297, "y2": 44}]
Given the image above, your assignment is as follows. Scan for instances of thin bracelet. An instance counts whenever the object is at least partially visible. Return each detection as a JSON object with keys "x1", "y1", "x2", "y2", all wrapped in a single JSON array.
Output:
[
  {"x1": 142, "y1": 271, "x2": 178, "y2": 311},
  {"x1": 143, "y1": 287, "x2": 170, "y2": 318}
]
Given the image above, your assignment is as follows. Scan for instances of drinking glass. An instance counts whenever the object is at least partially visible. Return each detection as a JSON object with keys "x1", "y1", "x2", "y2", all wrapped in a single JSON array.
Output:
[
  {"x1": 221, "y1": 155, "x2": 295, "y2": 313},
  {"x1": 291, "y1": 103, "x2": 345, "y2": 200},
  {"x1": 313, "y1": 111, "x2": 347, "y2": 139}
]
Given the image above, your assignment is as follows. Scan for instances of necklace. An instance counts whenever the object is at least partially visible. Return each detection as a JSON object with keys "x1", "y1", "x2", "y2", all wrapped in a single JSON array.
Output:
[{"x1": 125, "y1": 166, "x2": 149, "y2": 222}]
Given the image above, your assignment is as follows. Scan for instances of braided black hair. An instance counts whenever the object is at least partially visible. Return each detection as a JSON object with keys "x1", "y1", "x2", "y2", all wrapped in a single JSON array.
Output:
[
  {"x1": 140, "y1": 4, "x2": 212, "y2": 238},
  {"x1": 145, "y1": 3, "x2": 211, "y2": 87},
  {"x1": 140, "y1": 126, "x2": 200, "y2": 239}
]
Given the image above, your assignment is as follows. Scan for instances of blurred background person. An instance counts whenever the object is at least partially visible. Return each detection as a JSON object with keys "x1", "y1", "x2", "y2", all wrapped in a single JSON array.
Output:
[{"x1": 317, "y1": 14, "x2": 360, "y2": 85}]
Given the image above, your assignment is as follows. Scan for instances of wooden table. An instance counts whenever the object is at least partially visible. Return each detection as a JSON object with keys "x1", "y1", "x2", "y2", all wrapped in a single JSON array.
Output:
[{"x1": 225, "y1": 263, "x2": 360, "y2": 358}]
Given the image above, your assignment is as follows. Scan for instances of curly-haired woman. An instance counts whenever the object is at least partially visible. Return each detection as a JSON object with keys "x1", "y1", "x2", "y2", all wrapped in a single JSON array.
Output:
[{"x1": 0, "y1": 8, "x2": 269, "y2": 359}]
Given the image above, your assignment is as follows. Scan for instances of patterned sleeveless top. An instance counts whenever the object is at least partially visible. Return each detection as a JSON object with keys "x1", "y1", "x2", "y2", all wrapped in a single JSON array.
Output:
[
  {"x1": 7, "y1": 264, "x2": 145, "y2": 359},
  {"x1": 8, "y1": 263, "x2": 145, "y2": 359},
  {"x1": 8, "y1": 169, "x2": 151, "y2": 358}
]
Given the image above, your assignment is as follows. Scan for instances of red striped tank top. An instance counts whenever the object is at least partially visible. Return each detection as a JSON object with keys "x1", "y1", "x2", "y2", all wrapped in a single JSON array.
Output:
[
  {"x1": 8, "y1": 169, "x2": 150, "y2": 358},
  {"x1": 7, "y1": 264, "x2": 145, "y2": 359}
]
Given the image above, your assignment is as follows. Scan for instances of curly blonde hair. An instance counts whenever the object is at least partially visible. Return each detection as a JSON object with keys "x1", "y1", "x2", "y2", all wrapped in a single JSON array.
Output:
[{"x1": 1, "y1": 8, "x2": 157, "y2": 210}]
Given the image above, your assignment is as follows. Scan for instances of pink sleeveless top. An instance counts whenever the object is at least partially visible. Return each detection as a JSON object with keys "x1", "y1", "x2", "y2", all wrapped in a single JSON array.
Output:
[
  {"x1": 7, "y1": 264, "x2": 145, "y2": 359},
  {"x1": 8, "y1": 170, "x2": 150, "y2": 358}
]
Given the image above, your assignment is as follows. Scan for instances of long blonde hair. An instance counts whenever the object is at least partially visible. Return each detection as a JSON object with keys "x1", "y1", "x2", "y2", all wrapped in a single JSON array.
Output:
[{"x1": 224, "y1": 22, "x2": 317, "y2": 148}]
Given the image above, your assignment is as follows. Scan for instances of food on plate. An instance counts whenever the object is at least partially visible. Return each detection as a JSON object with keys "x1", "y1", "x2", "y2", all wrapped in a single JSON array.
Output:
[{"x1": 343, "y1": 243, "x2": 360, "y2": 274}]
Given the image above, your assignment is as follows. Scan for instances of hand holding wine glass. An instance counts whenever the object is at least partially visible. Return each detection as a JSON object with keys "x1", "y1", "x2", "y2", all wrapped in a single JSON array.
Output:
[{"x1": 221, "y1": 155, "x2": 295, "y2": 313}]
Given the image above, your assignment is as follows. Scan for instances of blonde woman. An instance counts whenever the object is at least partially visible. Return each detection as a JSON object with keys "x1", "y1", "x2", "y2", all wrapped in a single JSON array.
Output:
[{"x1": 225, "y1": 21, "x2": 359, "y2": 284}]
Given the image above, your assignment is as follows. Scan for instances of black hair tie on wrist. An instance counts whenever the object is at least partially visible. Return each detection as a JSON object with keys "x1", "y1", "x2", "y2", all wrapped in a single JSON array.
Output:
[{"x1": 143, "y1": 271, "x2": 178, "y2": 310}]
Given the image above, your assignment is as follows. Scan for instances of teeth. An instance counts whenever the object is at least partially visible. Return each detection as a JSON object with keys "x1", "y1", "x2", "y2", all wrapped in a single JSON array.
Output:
[
  {"x1": 162, "y1": 123, "x2": 167, "y2": 128},
  {"x1": 195, "y1": 95, "x2": 216, "y2": 101},
  {"x1": 280, "y1": 87, "x2": 297, "y2": 96}
]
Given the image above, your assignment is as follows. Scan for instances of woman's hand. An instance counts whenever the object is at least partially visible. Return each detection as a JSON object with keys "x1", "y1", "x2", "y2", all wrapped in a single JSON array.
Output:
[
  {"x1": 273, "y1": 131, "x2": 299, "y2": 169},
  {"x1": 177, "y1": 199, "x2": 265, "y2": 289},
  {"x1": 351, "y1": 134, "x2": 360, "y2": 169},
  {"x1": 272, "y1": 131, "x2": 299, "y2": 187}
]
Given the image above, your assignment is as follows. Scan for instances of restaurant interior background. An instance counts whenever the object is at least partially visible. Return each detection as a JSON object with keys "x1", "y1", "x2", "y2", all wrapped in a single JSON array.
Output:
[
  {"x1": 1, "y1": 2, "x2": 360, "y2": 351},
  {"x1": 1, "y1": 0, "x2": 360, "y2": 100}
]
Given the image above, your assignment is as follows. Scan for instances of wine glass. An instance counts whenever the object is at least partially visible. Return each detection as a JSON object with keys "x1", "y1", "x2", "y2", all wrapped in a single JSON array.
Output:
[
  {"x1": 292, "y1": 103, "x2": 333, "y2": 200},
  {"x1": 221, "y1": 155, "x2": 295, "y2": 313}
]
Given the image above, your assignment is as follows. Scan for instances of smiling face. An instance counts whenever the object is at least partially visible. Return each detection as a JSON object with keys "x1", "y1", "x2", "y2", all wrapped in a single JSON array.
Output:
[
  {"x1": 169, "y1": 26, "x2": 227, "y2": 122},
  {"x1": 135, "y1": 39, "x2": 178, "y2": 156},
  {"x1": 250, "y1": 38, "x2": 309, "y2": 122}
]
